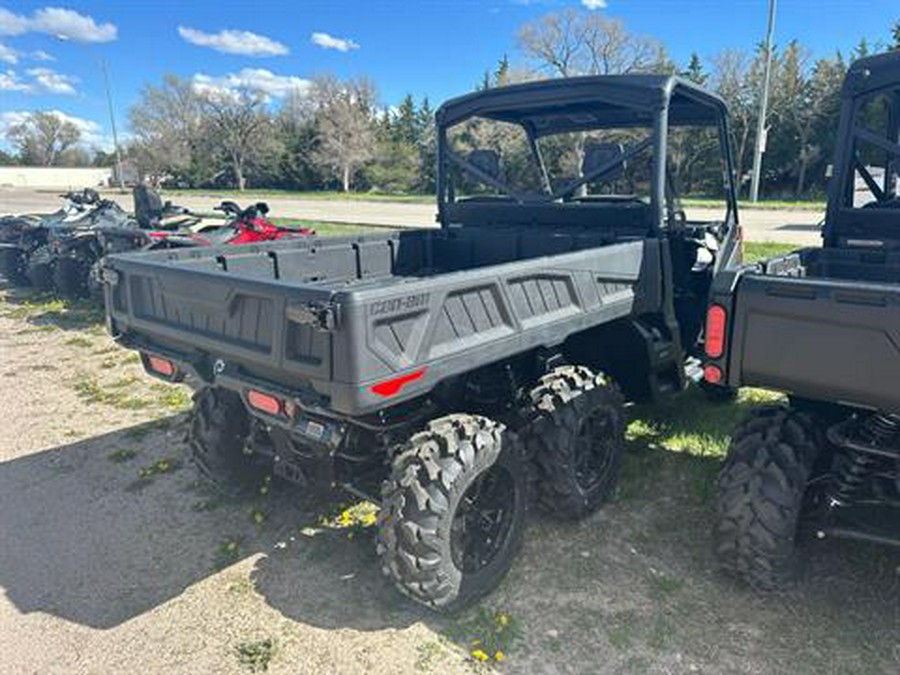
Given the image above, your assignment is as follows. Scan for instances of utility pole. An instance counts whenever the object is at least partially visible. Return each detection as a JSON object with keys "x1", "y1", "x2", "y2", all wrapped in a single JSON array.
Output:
[
  {"x1": 98, "y1": 58, "x2": 125, "y2": 191},
  {"x1": 57, "y1": 35, "x2": 125, "y2": 191},
  {"x1": 750, "y1": 0, "x2": 777, "y2": 203}
]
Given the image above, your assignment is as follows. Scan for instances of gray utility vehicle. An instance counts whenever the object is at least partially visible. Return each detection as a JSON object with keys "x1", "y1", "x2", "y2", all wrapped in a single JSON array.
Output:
[
  {"x1": 105, "y1": 75, "x2": 741, "y2": 610},
  {"x1": 705, "y1": 51, "x2": 900, "y2": 588}
]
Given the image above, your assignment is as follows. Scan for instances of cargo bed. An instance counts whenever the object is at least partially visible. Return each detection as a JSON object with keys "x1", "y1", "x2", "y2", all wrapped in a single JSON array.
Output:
[
  {"x1": 723, "y1": 247, "x2": 900, "y2": 413},
  {"x1": 106, "y1": 226, "x2": 662, "y2": 416}
]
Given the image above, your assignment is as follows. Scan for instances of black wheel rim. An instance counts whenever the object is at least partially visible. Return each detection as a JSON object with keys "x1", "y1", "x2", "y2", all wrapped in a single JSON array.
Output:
[
  {"x1": 450, "y1": 465, "x2": 516, "y2": 574},
  {"x1": 573, "y1": 408, "x2": 616, "y2": 492}
]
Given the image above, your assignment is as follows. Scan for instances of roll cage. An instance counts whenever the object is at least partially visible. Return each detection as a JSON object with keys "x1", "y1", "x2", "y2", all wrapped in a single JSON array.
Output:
[{"x1": 434, "y1": 74, "x2": 739, "y2": 233}]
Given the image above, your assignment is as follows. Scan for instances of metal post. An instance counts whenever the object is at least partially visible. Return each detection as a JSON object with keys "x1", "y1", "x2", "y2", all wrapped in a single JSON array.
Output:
[
  {"x1": 750, "y1": 0, "x2": 777, "y2": 203},
  {"x1": 57, "y1": 35, "x2": 125, "y2": 190},
  {"x1": 98, "y1": 58, "x2": 125, "y2": 191}
]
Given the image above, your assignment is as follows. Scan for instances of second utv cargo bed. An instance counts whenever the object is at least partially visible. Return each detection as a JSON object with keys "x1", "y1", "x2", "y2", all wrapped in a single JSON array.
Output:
[{"x1": 719, "y1": 247, "x2": 900, "y2": 414}]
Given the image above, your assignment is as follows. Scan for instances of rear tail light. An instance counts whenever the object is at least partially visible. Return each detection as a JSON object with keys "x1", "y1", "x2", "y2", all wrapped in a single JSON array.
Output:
[
  {"x1": 146, "y1": 355, "x2": 175, "y2": 377},
  {"x1": 246, "y1": 389, "x2": 284, "y2": 417},
  {"x1": 704, "y1": 304, "x2": 727, "y2": 359},
  {"x1": 703, "y1": 364, "x2": 723, "y2": 385}
]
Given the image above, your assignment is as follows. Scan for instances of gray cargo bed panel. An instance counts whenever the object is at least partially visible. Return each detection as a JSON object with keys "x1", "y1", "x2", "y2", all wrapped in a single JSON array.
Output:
[
  {"x1": 107, "y1": 228, "x2": 660, "y2": 415},
  {"x1": 729, "y1": 273, "x2": 900, "y2": 413}
]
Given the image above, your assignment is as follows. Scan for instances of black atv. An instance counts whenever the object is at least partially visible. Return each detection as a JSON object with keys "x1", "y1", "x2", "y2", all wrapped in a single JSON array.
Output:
[
  {"x1": 47, "y1": 186, "x2": 201, "y2": 301},
  {"x1": 0, "y1": 188, "x2": 106, "y2": 286}
]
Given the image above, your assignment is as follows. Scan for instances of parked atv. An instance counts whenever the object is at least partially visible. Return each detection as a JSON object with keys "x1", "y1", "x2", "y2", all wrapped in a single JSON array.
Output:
[
  {"x1": 56, "y1": 200, "x2": 313, "y2": 302},
  {"x1": 0, "y1": 189, "x2": 106, "y2": 285},
  {"x1": 50, "y1": 187, "x2": 206, "y2": 301},
  {"x1": 150, "y1": 201, "x2": 314, "y2": 249}
]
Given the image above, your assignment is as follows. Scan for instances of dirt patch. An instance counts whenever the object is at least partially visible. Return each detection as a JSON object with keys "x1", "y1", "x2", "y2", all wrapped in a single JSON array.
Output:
[{"x1": 0, "y1": 285, "x2": 897, "y2": 674}]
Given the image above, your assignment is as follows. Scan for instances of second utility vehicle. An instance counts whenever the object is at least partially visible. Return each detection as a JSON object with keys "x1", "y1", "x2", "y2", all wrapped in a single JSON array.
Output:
[
  {"x1": 105, "y1": 75, "x2": 741, "y2": 610},
  {"x1": 706, "y1": 51, "x2": 900, "y2": 588}
]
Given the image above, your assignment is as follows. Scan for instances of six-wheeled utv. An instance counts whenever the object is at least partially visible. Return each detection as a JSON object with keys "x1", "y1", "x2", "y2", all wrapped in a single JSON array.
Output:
[
  {"x1": 103, "y1": 74, "x2": 741, "y2": 610},
  {"x1": 706, "y1": 51, "x2": 900, "y2": 588}
]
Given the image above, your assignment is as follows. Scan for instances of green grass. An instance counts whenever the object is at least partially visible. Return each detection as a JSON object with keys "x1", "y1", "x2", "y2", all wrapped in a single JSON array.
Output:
[
  {"x1": 160, "y1": 188, "x2": 432, "y2": 204},
  {"x1": 0, "y1": 292, "x2": 104, "y2": 329},
  {"x1": 743, "y1": 241, "x2": 797, "y2": 263},
  {"x1": 684, "y1": 197, "x2": 826, "y2": 211},
  {"x1": 444, "y1": 606, "x2": 521, "y2": 664},
  {"x1": 235, "y1": 638, "x2": 278, "y2": 673},
  {"x1": 619, "y1": 387, "x2": 784, "y2": 504},
  {"x1": 108, "y1": 448, "x2": 138, "y2": 463},
  {"x1": 269, "y1": 218, "x2": 382, "y2": 236}
]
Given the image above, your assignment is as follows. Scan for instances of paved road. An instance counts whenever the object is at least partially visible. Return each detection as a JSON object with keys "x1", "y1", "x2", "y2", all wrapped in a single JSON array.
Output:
[{"x1": 0, "y1": 187, "x2": 824, "y2": 245}]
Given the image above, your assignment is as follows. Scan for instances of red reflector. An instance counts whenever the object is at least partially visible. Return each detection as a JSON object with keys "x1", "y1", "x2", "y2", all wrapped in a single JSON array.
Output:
[
  {"x1": 370, "y1": 368, "x2": 426, "y2": 398},
  {"x1": 705, "y1": 304, "x2": 727, "y2": 359},
  {"x1": 147, "y1": 355, "x2": 175, "y2": 377},
  {"x1": 703, "y1": 364, "x2": 723, "y2": 385},
  {"x1": 247, "y1": 390, "x2": 283, "y2": 416}
]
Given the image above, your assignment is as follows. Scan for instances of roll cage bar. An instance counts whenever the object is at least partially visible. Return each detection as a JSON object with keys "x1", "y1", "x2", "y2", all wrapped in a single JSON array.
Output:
[{"x1": 434, "y1": 74, "x2": 739, "y2": 232}]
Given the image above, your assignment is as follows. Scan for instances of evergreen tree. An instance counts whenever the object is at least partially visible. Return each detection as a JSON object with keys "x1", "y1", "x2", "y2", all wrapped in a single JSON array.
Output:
[
  {"x1": 495, "y1": 54, "x2": 511, "y2": 87},
  {"x1": 681, "y1": 52, "x2": 707, "y2": 85}
]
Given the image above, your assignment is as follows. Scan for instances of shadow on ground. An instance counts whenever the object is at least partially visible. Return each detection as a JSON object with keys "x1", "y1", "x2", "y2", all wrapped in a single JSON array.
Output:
[
  {"x1": 0, "y1": 392, "x2": 898, "y2": 673},
  {"x1": 777, "y1": 222, "x2": 823, "y2": 232}
]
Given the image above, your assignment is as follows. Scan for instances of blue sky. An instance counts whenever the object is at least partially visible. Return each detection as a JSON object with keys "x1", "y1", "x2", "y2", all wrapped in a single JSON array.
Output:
[{"x1": 0, "y1": 1, "x2": 897, "y2": 151}]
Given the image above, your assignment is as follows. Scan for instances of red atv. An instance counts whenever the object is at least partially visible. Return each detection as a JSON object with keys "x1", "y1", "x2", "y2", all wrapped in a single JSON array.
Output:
[{"x1": 150, "y1": 201, "x2": 314, "y2": 249}]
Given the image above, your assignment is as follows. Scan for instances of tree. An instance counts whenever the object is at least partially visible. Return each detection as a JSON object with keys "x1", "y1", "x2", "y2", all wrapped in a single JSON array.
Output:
[
  {"x1": 201, "y1": 87, "x2": 273, "y2": 191},
  {"x1": 681, "y1": 52, "x2": 707, "y2": 85},
  {"x1": 310, "y1": 75, "x2": 378, "y2": 192},
  {"x1": 6, "y1": 111, "x2": 81, "y2": 166},
  {"x1": 517, "y1": 8, "x2": 668, "y2": 77},
  {"x1": 516, "y1": 8, "x2": 670, "y2": 192},
  {"x1": 892, "y1": 20, "x2": 900, "y2": 50},
  {"x1": 495, "y1": 54, "x2": 511, "y2": 87},
  {"x1": 129, "y1": 75, "x2": 209, "y2": 184},
  {"x1": 711, "y1": 49, "x2": 757, "y2": 193}
]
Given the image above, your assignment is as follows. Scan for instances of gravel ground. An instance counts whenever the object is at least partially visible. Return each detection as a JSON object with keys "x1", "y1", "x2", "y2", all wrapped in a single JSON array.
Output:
[{"x1": 0, "y1": 286, "x2": 898, "y2": 675}]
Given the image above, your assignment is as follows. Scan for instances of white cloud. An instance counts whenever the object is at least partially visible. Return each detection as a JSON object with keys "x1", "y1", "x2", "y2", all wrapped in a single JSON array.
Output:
[
  {"x1": 0, "y1": 43, "x2": 56, "y2": 64},
  {"x1": 192, "y1": 68, "x2": 310, "y2": 100},
  {"x1": 0, "y1": 7, "x2": 116, "y2": 42},
  {"x1": 178, "y1": 26, "x2": 288, "y2": 56},
  {"x1": 0, "y1": 41, "x2": 17, "y2": 64},
  {"x1": 0, "y1": 8, "x2": 28, "y2": 36},
  {"x1": 310, "y1": 32, "x2": 359, "y2": 52},
  {"x1": 0, "y1": 69, "x2": 29, "y2": 91},
  {"x1": 0, "y1": 109, "x2": 107, "y2": 149},
  {"x1": 0, "y1": 66, "x2": 78, "y2": 94},
  {"x1": 581, "y1": 0, "x2": 608, "y2": 9},
  {"x1": 27, "y1": 67, "x2": 76, "y2": 94}
]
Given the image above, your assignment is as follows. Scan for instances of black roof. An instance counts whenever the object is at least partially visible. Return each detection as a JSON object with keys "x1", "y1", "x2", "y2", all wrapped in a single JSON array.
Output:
[
  {"x1": 436, "y1": 74, "x2": 728, "y2": 136},
  {"x1": 842, "y1": 50, "x2": 900, "y2": 99}
]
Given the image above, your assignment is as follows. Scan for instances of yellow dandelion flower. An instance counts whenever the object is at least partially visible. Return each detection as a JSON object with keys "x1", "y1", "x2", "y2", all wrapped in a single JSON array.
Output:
[
  {"x1": 494, "y1": 651, "x2": 505, "y2": 662},
  {"x1": 471, "y1": 649, "x2": 489, "y2": 662},
  {"x1": 497, "y1": 613, "x2": 510, "y2": 628}
]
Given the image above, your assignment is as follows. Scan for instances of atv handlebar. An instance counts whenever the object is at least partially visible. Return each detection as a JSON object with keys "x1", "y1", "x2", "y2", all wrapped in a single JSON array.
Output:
[
  {"x1": 213, "y1": 201, "x2": 270, "y2": 221},
  {"x1": 60, "y1": 188, "x2": 102, "y2": 206}
]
